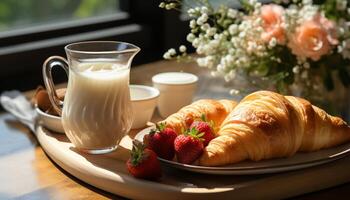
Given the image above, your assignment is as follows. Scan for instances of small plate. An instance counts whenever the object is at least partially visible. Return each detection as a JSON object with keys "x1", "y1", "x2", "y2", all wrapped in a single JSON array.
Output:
[{"x1": 135, "y1": 127, "x2": 350, "y2": 175}]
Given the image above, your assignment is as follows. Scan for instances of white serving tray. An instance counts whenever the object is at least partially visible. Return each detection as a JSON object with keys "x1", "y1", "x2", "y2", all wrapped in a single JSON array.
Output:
[{"x1": 36, "y1": 125, "x2": 350, "y2": 200}]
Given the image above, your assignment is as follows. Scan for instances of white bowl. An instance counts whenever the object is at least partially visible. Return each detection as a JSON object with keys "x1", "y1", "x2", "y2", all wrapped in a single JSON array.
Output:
[
  {"x1": 130, "y1": 85, "x2": 159, "y2": 129},
  {"x1": 36, "y1": 85, "x2": 159, "y2": 133},
  {"x1": 36, "y1": 107, "x2": 65, "y2": 133}
]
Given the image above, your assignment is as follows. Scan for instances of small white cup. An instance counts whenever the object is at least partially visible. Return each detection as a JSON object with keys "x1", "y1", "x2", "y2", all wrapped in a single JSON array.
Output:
[
  {"x1": 152, "y1": 72, "x2": 198, "y2": 118},
  {"x1": 130, "y1": 85, "x2": 160, "y2": 129}
]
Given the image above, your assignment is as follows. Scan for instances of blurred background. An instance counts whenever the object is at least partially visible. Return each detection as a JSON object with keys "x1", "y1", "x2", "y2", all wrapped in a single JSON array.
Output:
[{"x1": 0, "y1": 0, "x2": 192, "y2": 92}]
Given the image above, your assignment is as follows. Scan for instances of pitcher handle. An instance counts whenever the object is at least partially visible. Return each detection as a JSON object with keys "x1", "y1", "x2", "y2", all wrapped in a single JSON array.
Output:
[{"x1": 42, "y1": 56, "x2": 69, "y2": 116}]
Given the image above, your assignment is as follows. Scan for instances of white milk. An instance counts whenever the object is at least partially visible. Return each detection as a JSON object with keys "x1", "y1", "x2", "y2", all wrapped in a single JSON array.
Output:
[
  {"x1": 152, "y1": 72, "x2": 198, "y2": 85},
  {"x1": 62, "y1": 62, "x2": 133, "y2": 150}
]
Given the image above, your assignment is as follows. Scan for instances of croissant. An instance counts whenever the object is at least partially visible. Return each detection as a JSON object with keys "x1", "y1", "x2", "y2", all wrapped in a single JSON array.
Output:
[
  {"x1": 199, "y1": 91, "x2": 350, "y2": 166},
  {"x1": 162, "y1": 99, "x2": 237, "y2": 135}
]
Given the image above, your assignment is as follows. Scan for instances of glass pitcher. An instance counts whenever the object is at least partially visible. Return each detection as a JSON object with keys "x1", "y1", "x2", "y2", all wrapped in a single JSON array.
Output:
[{"x1": 43, "y1": 41, "x2": 140, "y2": 154}]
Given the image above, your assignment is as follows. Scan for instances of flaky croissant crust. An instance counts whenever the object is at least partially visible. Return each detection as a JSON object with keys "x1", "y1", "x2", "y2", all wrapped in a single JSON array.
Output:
[
  {"x1": 162, "y1": 99, "x2": 237, "y2": 135},
  {"x1": 199, "y1": 91, "x2": 350, "y2": 166}
]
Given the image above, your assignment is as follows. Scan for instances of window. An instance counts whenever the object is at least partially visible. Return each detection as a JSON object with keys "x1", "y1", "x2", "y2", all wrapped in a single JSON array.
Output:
[
  {"x1": 0, "y1": 0, "x2": 165, "y2": 92},
  {"x1": 0, "y1": 0, "x2": 120, "y2": 33}
]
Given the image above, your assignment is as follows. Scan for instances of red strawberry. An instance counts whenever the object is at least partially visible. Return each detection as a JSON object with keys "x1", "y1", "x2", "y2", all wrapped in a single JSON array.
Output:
[
  {"x1": 148, "y1": 123, "x2": 177, "y2": 160},
  {"x1": 174, "y1": 129, "x2": 204, "y2": 164},
  {"x1": 127, "y1": 140, "x2": 162, "y2": 180},
  {"x1": 190, "y1": 115, "x2": 215, "y2": 146}
]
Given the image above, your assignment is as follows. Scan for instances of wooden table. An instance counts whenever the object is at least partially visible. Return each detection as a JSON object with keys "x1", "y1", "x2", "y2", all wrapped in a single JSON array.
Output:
[{"x1": 1, "y1": 59, "x2": 350, "y2": 199}]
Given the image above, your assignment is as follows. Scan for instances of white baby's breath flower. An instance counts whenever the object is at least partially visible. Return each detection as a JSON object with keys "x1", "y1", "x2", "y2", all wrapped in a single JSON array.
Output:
[
  {"x1": 179, "y1": 45, "x2": 187, "y2": 53},
  {"x1": 201, "y1": 23, "x2": 210, "y2": 31},
  {"x1": 197, "y1": 57, "x2": 206, "y2": 67},
  {"x1": 338, "y1": 27, "x2": 345, "y2": 36},
  {"x1": 223, "y1": 30, "x2": 229, "y2": 36},
  {"x1": 239, "y1": 32, "x2": 246, "y2": 38},
  {"x1": 227, "y1": 9, "x2": 238, "y2": 19},
  {"x1": 268, "y1": 37, "x2": 277, "y2": 48},
  {"x1": 163, "y1": 52, "x2": 171, "y2": 59},
  {"x1": 165, "y1": 3, "x2": 176, "y2": 10},
  {"x1": 205, "y1": 56, "x2": 215, "y2": 68},
  {"x1": 292, "y1": 66, "x2": 300, "y2": 74},
  {"x1": 209, "y1": 39, "x2": 220, "y2": 49},
  {"x1": 206, "y1": 27, "x2": 217, "y2": 37},
  {"x1": 224, "y1": 74, "x2": 232, "y2": 82},
  {"x1": 248, "y1": 0, "x2": 257, "y2": 5},
  {"x1": 201, "y1": 6, "x2": 209, "y2": 14},
  {"x1": 254, "y1": 2, "x2": 262, "y2": 9},
  {"x1": 189, "y1": 20, "x2": 196, "y2": 28},
  {"x1": 302, "y1": 0, "x2": 312, "y2": 5},
  {"x1": 338, "y1": 45, "x2": 344, "y2": 53},
  {"x1": 229, "y1": 89, "x2": 240, "y2": 95},
  {"x1": 223, "y1": 54, "x2": 234, "y2": 66},
  {"x1": 217, "y1": 64, "x2": 226, "y2": 72},
  {"x1": 247, "y1": 41, "x2": 257, "y2": 53},
  {"x1": 201, "y1": 13, "x2": 208, "y2": 21},
  {"x1": 192, "y1": 38, "x2": 200, "y2": 48},
  {"x1": 186, "y1": 33, "x2": 195, "y2": 42},
  {"x1": 214, "y1": 34, "x2": 220, "y2": 40},
  {"x1": 168, "y1": 48, "x2": 176, "y2": 56},
  {"x1": 196, "y1": 46, "x2": 204, "y2": 54},
  {"x1": 228, "y1": 24, "x2": 238, "y2": 35},
  {"x1": 197, "y1": 13, "x2": 208, "y2": 25},
  {"x1": 188, "y1": 8, "x2": 196, "y2": 16}
]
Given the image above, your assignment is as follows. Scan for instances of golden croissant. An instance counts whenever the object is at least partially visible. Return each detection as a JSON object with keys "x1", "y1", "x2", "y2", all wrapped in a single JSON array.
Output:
[
  {"x1": 162, "y1": 99, "x2": 237, "y2": 134},
  {"x1": 199, "y1": 91, "x2": 350, "y2": 166}
]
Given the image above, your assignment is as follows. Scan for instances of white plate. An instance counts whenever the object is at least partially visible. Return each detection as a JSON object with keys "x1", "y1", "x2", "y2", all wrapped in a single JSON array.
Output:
[{"x1": 135, "y1": 127, "x2": 350, "y2": 175}]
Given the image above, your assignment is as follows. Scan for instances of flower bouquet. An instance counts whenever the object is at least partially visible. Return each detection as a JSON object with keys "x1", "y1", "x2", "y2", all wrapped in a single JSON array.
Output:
[{"x1": 160, "y1": 0, "x2": 350, "y2": 115}]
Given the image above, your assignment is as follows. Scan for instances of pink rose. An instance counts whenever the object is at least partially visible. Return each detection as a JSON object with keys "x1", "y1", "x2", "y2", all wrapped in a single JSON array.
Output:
[
  {"x1": 261, "y1": 4, "x2": 286, "y2": 44},
  {"x1": 288, "y1": 14, "x2": 338, "y2": 61},
  {"x1": 316, "y1": 14, "x2": 338, "y2": 45}
]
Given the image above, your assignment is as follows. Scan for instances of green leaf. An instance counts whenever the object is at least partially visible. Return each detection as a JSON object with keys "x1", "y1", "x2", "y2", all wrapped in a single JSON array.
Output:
[
  {"x1": 156, "y1": 122, "x2": 166, "y2": 132},
  {"x1": 131, "y1": 140, "x2": 146, "y2": 166}
]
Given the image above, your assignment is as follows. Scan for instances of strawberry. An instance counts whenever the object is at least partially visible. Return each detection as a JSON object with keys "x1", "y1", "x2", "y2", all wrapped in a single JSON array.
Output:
[
  {"x1": 190, "y1": 114, "x2": 215, "y2": 146},
  {"x1": 174, "y1": 128, "x2": 204, "y2": 164},
  {"x1": 126, "y1": 140, "x2": 162, "y2": 180},
  {"x1": 148, "y1": 123, "x2": 177, "y2": 160}
]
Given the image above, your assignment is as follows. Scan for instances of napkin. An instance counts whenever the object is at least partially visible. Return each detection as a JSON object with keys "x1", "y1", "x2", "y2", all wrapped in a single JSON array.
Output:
[{"x1": 0, "y1": 90, "x2": 36, "y2": 132}]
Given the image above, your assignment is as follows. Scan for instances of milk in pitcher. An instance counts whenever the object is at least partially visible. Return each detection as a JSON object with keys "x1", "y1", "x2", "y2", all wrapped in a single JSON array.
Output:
[{"x1": 62, "y1": 61, "x2": 133, "y2": 150}]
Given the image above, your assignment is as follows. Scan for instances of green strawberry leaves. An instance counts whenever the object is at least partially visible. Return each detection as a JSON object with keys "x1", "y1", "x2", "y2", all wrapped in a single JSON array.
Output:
[
  {"x1": 185, "y1": 127, "x2": 205, "y2": 142},
  {"x1": 131, "y1": 140, "x2": 147, "y2": 166},
  {"x1": 150, "y1": 122, "x2": 167, "y2": 136}
]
